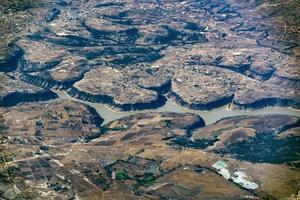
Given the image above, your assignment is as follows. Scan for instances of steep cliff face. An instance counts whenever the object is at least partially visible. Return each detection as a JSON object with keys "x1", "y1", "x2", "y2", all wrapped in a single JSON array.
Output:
[
  {"x1": 66, "y1": 66, "x2": 171, "y2": 111},
  {"x1": 67, "y1": 86, "x2": 167, "y2": 111},
  {"x1": 0, "y1": 90, "x2": 58, "y2": 107},
  {"x1": 230, "y1": 97, "x2": 300, "y2": 110},
  {"x1": 168, "y1": 92, "x2": 234, "y2": 111},
  {"x1": 20, "y1": 73, "x2": 78, "y2": 89},
  {"x1": 0, "y1": 44, "x2": 23, "y2": 72},
  {"x1": 0, "y1": 73, "x2": 58, "y2": 107}
]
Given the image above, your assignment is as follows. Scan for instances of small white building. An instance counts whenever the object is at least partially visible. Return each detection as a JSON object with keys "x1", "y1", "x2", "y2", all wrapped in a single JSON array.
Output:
[
  {"x1": 232, "y1": 171, "x2": 259, "y2": 190},
  {"x1": 212, "y1": 161, "x2": 259, "y2": 190},
  {"x1": 212, "y1": 160, "x2": 228, "y2": 170},
  {"x1": 112, "y1": 171, "x2": 116, "y2": 180},
  {"x1": 219, "y1": 168, "x2": 231, "y2": 180},
  {"x1": 212, "y1": 160, "x2": 230, "y2": 179}
]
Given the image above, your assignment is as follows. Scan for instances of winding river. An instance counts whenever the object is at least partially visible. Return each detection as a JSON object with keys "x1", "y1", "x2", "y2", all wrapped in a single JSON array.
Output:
[{"x1": 54, "y1": 90, "x2": 300, "y2": 125}]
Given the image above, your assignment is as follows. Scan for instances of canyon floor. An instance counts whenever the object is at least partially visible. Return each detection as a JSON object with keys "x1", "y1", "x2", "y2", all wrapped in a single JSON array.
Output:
[{"x1": 0, "y1": 0, "x2": 300, "y2": 199}]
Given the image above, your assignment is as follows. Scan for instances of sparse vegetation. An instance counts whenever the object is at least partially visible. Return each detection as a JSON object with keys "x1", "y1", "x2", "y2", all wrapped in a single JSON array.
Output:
[
  {"x1": 133, "y1": 173, "x2": 156, "y2": 190},
  {"x1": 0, "y1": 170, "x2": 12, "y2": 184},
  {"x1": 116, "y1": 170, "x2": 130, "y2": 181}
]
